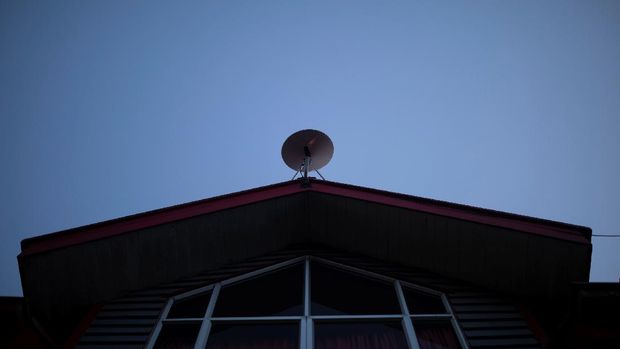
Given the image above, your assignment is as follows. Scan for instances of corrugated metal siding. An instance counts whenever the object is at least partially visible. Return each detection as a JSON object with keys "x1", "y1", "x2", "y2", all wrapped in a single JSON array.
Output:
[{"x1": 77, "y1": 246, "x2": 541, "y2": 349}]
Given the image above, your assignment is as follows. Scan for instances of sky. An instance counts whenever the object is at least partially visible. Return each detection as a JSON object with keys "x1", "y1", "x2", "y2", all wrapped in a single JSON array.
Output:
[{"x1": 1, "y1": 0, "x2": 619, "y2": 296}]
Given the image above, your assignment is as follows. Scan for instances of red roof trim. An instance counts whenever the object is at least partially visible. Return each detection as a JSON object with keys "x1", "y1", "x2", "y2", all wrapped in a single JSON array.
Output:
[{"x1": 19, "y1": 179, "x2": 591, "y2": 257}]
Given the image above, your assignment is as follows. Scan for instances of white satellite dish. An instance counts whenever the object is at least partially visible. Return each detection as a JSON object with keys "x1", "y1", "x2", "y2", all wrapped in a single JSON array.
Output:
[{"x1": 282, "y1": 129, "x2": 334, "y2": 180}]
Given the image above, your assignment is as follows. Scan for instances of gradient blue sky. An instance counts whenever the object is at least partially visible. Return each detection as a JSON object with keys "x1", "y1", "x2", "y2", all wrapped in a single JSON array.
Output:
[{"x1": 1, "y1": 1, "x2": 619, "y2": 296}]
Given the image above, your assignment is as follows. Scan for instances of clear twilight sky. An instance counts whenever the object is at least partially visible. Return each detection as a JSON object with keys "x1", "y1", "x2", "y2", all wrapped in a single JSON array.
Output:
[{"x1": 1, "y1": 1, "x2": 619, "y2": 296}]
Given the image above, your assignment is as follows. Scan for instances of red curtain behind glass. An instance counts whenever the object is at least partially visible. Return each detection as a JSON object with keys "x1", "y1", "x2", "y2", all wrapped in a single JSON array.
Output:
[
  {"x1": 157, "y1": 339, "x2": 297, "y2": 349},
  {"x1": 207, "y1": 339, "x2": 296, "y2": 349},
  {"x1": 416, "y1": 326, "x2": 461, "y2": 349},
  {"x1": 314, "y1": 327, "x2": 460, "y2": 349},
  {"x1": 315, "y1": 332, "x2": 408, "y2": 349},
  {"x1": 154, "y1": 338, "x2": 195, "y2": 349}
]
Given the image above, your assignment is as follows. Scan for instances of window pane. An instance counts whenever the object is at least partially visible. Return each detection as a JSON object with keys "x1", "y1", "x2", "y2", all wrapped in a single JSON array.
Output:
[
  {"x1": 168, "y1": 290, "x2": 212, "y2": 318},
  {"x1": 154, "y1": 323, "x2": 201, "y2": 349},
  {"x1": 413, "y1": 320, "x2": 461, "y2": 349},
  {"x1": 311, "y1": 262, "x2": 401, "y2": 315},
  {"x1": 315, "y1": 321, "x2": 409, "y2": 349},
  {"x1": 206, "y1": 322, "x2": 299, "y2": 349},
  {"x1": 213, "y1": 263, "x2": 304, "y2": 316},
  {"x1": 402, "y1": 287, "x2": 446, "y2": 314}
]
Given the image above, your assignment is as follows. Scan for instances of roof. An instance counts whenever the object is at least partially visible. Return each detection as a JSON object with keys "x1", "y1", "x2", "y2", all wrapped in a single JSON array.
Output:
[
  {"x1": 20, "y1": 178, "x2": 591, "y2": 257},
  {"x1": 17, "y1": 178, "x2": 592, "y2": 339}
]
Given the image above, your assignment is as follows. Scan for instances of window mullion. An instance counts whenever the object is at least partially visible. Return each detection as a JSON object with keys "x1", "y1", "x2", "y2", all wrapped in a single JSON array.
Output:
[
  {"x1": 304, "y1": 257, "x2": 310, "y2": 317},
  {"x1": 310, "y1": 314, "x2": 402, "y2": 320},
  {"x1": 300, "y1": 318, "x2": 307, "y2": 349},
  {"x1": 306, "y1": 318, "x2": 314, "y2": 349},
  {"x1": 193, "y1": 283, "x2": 221, "y2": 349},
  {"x1": 395, "y1": 280, "x2": 420, "y2": 349},
  {"x1": 441, "y1": 294, "x2": 470, "y2": 349},
  {"x1": 145, "y1": 298, "x2": 174, "y2": 349},
  {"x1": 304, "y1": 257, "x2": 312, "y2": 349}
]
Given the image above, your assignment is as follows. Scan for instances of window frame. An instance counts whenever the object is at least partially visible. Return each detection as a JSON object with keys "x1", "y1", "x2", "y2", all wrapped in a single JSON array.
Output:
[{"x1": 145, "y1": 256, "x2": 469, "y2": 349}]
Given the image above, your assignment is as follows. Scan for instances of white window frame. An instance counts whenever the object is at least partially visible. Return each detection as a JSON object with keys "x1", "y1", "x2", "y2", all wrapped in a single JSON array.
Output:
[{"x1": 146, "y1": 256, "x2": 469, "y2": 349}]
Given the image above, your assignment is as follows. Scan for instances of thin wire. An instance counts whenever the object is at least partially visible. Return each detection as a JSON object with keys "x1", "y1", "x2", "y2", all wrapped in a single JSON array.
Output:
[{"x1": 592, "y1": 234, "x2": 620, "y2": 237}]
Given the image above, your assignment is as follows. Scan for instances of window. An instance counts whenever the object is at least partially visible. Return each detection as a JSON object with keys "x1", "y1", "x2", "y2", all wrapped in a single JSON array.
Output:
[{"x1": 147, "y1": 256, "x2": 467, "y2": 349}]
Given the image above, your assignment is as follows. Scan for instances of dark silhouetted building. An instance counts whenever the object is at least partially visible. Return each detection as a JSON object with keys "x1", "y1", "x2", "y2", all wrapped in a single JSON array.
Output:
[{"x1": 9, "y1": 179, "x2": 619, "y2": 348}]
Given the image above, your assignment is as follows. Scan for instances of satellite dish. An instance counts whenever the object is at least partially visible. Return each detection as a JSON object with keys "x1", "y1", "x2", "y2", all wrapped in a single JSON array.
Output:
[{"x1": 282, "y1": 129, "x2": 334, "y2": 180}]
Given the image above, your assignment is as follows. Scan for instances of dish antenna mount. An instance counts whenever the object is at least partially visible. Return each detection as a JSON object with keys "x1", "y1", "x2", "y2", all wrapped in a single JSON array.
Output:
[{"x1": 282, "y1": 129, "x2": 334, "y2": 181}]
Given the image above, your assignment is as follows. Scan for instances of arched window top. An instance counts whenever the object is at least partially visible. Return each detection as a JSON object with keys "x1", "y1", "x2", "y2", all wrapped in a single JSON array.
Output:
[{"x1": 147, "y1": 256, "x2": 468, "y2": 349}]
